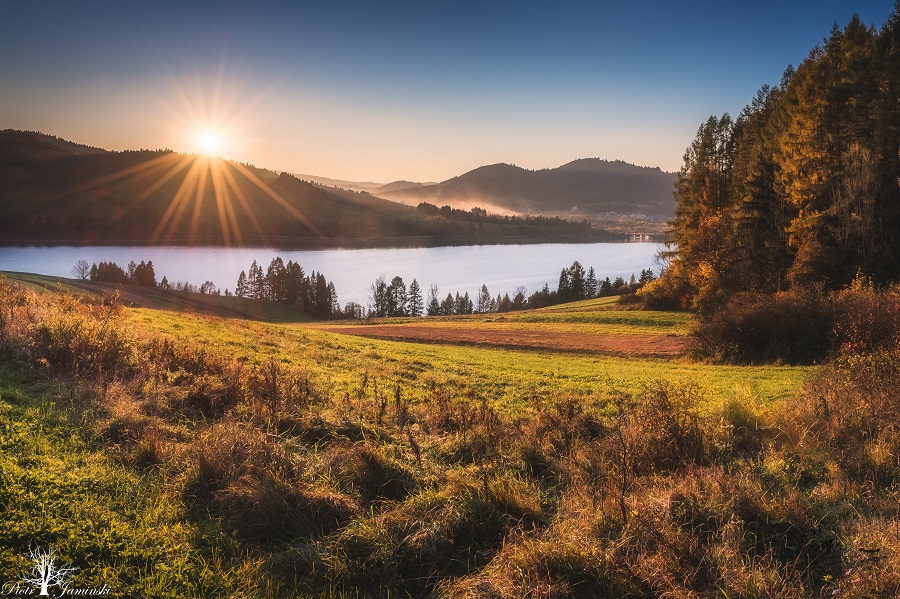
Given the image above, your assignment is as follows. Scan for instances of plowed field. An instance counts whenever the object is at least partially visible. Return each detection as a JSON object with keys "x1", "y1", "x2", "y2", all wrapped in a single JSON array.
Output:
[{"x1": 311, "y1": 322, "x2": 685, "y2": 356}]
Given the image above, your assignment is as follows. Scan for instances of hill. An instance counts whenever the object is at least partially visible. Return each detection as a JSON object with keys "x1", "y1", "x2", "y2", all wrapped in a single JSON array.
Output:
[
  {"x1": 2, "y1": 271, "x2": 314, "y2": 323},
  {"x1": 0, "y1": 130, "x2": 612, "y2": 246},
  {"x1": 289, "y1": 172, "x2": 384, "y2": 193},
  {"x1": 378, "y1": 158, "x2": 677, "y2": 217}
]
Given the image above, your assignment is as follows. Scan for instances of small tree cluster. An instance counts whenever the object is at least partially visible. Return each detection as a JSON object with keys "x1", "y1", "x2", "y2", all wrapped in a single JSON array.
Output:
[
  {"x1": 235, "y1": 257, "x2": 339, "y2": 318},
  {"x1": 368, "y1": 276, "x2": 425, "y2": 317},
  {"x1": 86, "y1": 260, "x2": 157, "y2": 287}
]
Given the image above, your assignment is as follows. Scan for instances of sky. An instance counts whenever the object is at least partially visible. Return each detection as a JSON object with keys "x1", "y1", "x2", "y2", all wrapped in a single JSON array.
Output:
[{"x1": 1, "y1": 0, "x2": 895, "y2": 183}]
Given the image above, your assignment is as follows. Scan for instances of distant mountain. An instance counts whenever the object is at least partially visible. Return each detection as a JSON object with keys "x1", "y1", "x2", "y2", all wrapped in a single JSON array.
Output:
[
  {"x1": 372, "y1": 180, "x2": 435, "y2": 195},
  {"x1": 0, "y1": 131, "x2": 614, "y2": 246},
  {"x1": 377, "y1": 159, "x2": 676, "y2": 217},
  {"x1": 290, "y1": 173, "x2": 384, "y2": 193}
]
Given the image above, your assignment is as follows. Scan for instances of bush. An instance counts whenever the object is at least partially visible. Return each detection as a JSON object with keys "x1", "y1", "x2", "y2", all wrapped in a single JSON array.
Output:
[
  {"x1": 792, "y1": 349, "x2": 900, "y2": 483},
  {"x1": 690, "y1": 289, "x2": 836, "y2": 364},
  {"x1": 832, "y1": 283, "x2": 900, "y2": 355}
]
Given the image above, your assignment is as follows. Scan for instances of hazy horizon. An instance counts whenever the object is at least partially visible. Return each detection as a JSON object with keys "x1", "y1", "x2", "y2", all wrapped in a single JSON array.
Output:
[{"x1": 2, "y1": 0, "x2": 893, "y2": 182}]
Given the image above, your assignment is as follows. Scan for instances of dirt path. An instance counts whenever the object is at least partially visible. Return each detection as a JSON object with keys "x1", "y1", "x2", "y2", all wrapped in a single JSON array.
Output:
[{"x1": 309, "y1": 323, "x2": 685, "y2": 357}]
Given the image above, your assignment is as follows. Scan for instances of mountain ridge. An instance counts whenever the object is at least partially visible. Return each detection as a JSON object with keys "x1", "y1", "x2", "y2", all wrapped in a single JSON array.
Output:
[
  {"x1": 0, "y1": 130, "x2": 619, "y2": 246},
  {"x1": 377, "y1": 159, "x2": 676, "y2": 217}
]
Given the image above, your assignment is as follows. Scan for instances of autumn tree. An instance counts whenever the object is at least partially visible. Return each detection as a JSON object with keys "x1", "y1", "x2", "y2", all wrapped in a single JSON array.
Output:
[{"x1": 71, "y1": 259, "x2": 89, "y2": 280}]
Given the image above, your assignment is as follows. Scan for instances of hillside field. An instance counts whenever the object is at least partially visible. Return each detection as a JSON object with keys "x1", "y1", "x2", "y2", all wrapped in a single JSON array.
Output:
[{"x1": 6, "y1": 273, "x2": 895, "y2": 598}]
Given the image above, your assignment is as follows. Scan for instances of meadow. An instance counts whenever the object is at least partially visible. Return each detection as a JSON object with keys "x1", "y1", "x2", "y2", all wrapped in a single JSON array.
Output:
[{"x1": 0, "y1": 273, "x2": 896, "y2": 598}]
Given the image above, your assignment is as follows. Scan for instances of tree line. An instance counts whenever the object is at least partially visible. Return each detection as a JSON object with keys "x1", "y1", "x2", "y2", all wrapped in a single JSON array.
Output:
[
  {"x1": 644, "y1": 10, "x2": 900, "y2": 315},
  {"x1": 368, "y1": 261, "x2": 655, "y2": 317},
  {"x1": 234, "y1": 258, "x2": 349, "y2": 319},
  {"x1": 73, "y1": 259, "x2": 158, "y2": 287},
  {"x1": 72, "y1": 255, "x2": 655, "y2": 321},
  {"x1": 73, "y1": 259, "x2": 220, "y2": 294},
  {"x1": 416, "y1": 202, "x2": 593, "y2": 229}
]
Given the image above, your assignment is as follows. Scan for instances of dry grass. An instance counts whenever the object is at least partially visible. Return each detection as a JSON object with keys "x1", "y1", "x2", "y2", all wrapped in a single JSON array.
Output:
[{"x1": 1, "y1": 276, "x2": 898, "y2": 598}]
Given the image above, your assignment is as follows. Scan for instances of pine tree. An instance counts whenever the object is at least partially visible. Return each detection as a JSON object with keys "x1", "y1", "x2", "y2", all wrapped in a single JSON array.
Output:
[
  {"x1": 369, "y1": 275, "x2": 389, "y2": 318},
  {"x1": 585, "y1": 267, "x2": 598, "y2": 298},
  {"x1": 388, "y1": 276, "x2": 407, "y2": 317},
  {"x1": 426, "y1": 284, "x2": 441, "y2": 316},
  {"x1": 407, "y1": 279, "x2": 424, "y2": 317},
  {"x1": 235, "y1": 271, "x2": 247, "y2": 297},
  {"x1": 476, "y1": 284, "x2": 493, "y2": 313}
]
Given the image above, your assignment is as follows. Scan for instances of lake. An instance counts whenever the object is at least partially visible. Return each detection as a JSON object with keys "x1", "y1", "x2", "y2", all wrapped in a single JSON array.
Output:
[{"x1": 0, "y1": 243, "x2": 661, "y2": 307}]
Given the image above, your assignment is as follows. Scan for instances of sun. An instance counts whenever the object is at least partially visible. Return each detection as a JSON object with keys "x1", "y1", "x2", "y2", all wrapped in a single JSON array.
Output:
[{"x1": 199, "y1": 132, "x2": 220, "y2": 156}]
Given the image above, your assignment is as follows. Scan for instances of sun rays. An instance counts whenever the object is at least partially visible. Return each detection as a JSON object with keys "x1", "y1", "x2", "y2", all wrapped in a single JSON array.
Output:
[
  {"x1": 57, "y1": 65, "x2": 326, "y2": 246},
  {"x1": 72, "y1": 151, "x2": 323, "y2": 245}
]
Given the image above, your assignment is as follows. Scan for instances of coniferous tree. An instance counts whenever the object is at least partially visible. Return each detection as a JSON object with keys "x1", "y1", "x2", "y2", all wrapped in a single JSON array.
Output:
[
  {"x1": 441, "y1": 293, "x2": 455, "y2": 316},
  {"x1": 476, "y1": 284, "x2": 493, "y2": 313},
  {"x1": 388, "y1": 276, "x2": 407, "y2": 317},
  {"x1": 407, "y1": 279, "x2": 424, "y2": 317},
  {"x1": 285, "y1": 261, "x2": 305, "y2": 304},
  {"x1": 426, "y1": 284, "x2": 441, "y2": 316},
  {"x1": 267, "y1": 257, "x2": 287, "y2": 301},
  {"x1": 369, "y1": 275, "x2": 390, "y2": 318},
  {"x1": 585, "y1": 267, "x2": 598, "y2": 298}
]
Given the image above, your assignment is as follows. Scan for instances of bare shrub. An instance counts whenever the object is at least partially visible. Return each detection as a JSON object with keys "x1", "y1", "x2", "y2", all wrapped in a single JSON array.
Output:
[
  {"x1": 690, "y1": 289, "x2": 836, "y2": 364},
  {"x1": 790, "y1": 349, "x2": 900, "y2": 483}
]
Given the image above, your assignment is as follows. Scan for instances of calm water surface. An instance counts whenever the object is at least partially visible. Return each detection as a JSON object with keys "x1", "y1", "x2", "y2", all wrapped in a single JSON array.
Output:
[{"x1": 0, "y1": 243, "x2": 660, "y2": 307}]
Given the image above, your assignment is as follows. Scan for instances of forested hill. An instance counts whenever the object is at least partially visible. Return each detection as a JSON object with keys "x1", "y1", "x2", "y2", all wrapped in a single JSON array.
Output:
[
  {"x1": 644, "y1": 11, "x2": 900, "y2": 315},
  {"x1": 377, "y1": 159, "x2": 676, "y2": 217},
  {"x1": 0, "y1": 130, "x2": 612, "y2": 246}
]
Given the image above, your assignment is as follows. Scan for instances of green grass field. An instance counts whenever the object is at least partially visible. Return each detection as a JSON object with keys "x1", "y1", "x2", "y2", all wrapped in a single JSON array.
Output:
[
  {"x1": 128, "y1": 306, "x2": 807, "y2": 413},
  {"x1": 0, "y1": 271, "x2": 807, "y2": 411},
  {"x1": 1, "y1": 273, "x2": 837, "y2": 598}
]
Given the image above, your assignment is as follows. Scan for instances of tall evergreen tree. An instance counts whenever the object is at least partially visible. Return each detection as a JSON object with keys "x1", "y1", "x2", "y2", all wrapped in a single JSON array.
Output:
[
  {"x1": 585, "y1": 267, "x2": 598, "y2": 298},
  {"x1": 388, "y1": 276, "x2": 408, "y2": 317},
  {"x1": 476, "y1": 284, "x2": 493, "y2": 313},
  {"x1": 426, "y1": 284, "x2": 441, "y2": 316},
  {"x1": 369, "y1": 275, "x2": 389, "y2": 318},
  {"x1": 407, "y1": 279, "x2": 424, "y2": 317}
]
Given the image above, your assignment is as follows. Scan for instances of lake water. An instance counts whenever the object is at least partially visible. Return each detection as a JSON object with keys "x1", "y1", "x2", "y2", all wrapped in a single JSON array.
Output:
[{"x1": 0, "y1": 243, "x2": 661, "y2": 307}]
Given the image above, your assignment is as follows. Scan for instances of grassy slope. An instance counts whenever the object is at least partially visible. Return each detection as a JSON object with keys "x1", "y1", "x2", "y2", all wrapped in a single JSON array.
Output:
[
  {"x1": 2, "y1": 272, "x2": 313, "y2": 323},
  {"x1": 1, "y1": 276, "x2": 831, "y2": 598},
  {"x1": 7, "y1": 268, "x2": 803, "y2": 411},
  {"x1": 129, "y1": 306, "x2": 806, "y2": 413}
]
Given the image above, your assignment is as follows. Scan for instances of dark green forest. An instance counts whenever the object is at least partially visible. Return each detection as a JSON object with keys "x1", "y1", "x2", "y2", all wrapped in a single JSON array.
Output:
[{"x1": 644, "y1": 10, "x2": 900, "y2": 316}]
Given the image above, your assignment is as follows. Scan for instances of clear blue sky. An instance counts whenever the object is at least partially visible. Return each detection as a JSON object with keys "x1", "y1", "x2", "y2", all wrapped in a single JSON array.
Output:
[{"x1": 2, "y1": 1, "x2": 895, "y2": 181}]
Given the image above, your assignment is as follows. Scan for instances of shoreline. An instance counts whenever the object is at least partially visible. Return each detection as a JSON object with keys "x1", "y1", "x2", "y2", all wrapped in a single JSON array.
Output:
[{"x1": 0, "y1": 233, "x2": 656, "y2": 249}]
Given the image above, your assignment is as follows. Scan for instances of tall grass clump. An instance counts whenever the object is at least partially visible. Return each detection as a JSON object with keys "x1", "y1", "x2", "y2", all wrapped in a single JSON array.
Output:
[
  {"x1": 187, "y1": 419, "x2": 356, "y2": 542},
  {"x1": 0, "y1": 281, "x2": 136, "y2": 377}
]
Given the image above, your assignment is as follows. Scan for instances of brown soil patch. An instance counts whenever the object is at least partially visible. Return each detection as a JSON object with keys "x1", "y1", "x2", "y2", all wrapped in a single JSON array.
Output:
[{"x1": 310, "y1": 324, "x2": 685, "y2": 357}]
